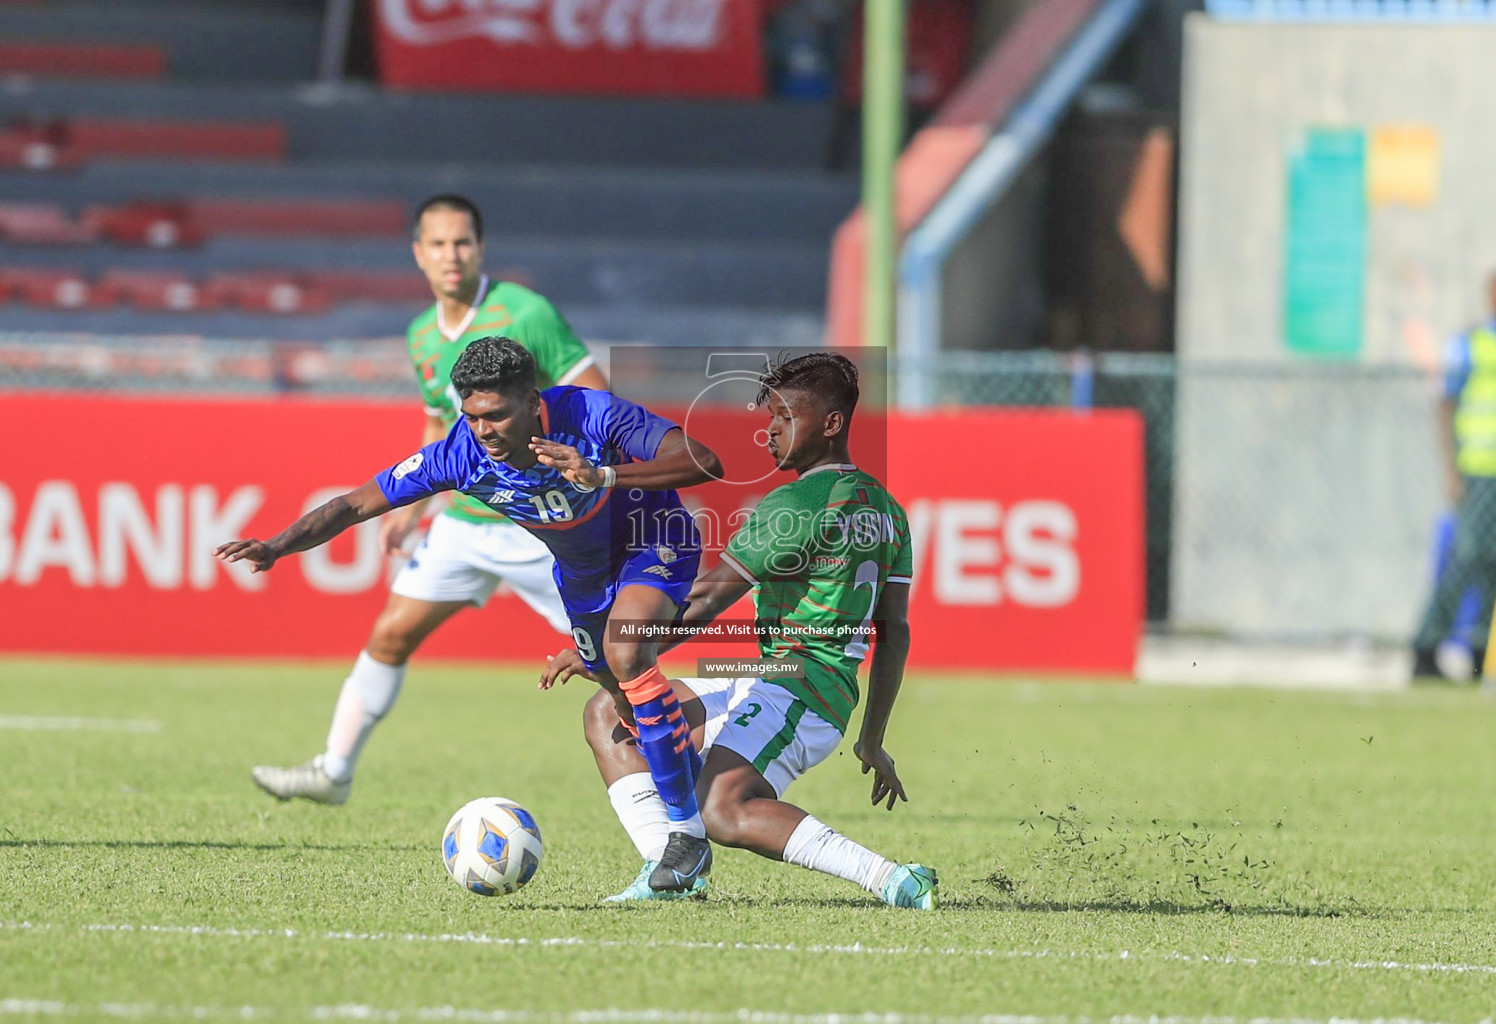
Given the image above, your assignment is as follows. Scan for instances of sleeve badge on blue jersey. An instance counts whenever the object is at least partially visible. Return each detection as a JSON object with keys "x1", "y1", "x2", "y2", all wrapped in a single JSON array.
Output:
[{"x1": 393, "y1": 453, "x2": 424, "y2": 480}]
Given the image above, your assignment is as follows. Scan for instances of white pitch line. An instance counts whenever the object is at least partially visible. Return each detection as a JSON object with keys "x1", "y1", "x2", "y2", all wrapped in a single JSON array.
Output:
[
  {"x1": 0, "y1": 1003, "x2": 1483, "y2": 1024},
  {"x1": 5, "y1": 921, "x2": 1496, "y2": 980},
  {"x1": 0, "y1": 715, "x2": 161, "y2": 733}
]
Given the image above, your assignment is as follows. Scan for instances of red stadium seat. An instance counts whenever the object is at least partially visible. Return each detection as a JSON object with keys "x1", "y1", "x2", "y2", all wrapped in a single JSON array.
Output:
[
  {"x1": 0, "y1": 42, "x2": 166, "y2": 79},
  {"x1": 0, "y1": 124, "x2": 84, "y2": 172},
  {"x1": 188, "y1": 198, "x2": 406, "y2": 237},
  {"x1": 203, "y1": 272, "x2": 331, "y2": 314},
  {"x1": 84, "y1": 201, "x2": 204, "y2": 248},
  {"x1": 97, "y1": 270, "x2": 213, "y2": 312},
  {"x1": 307, "y1": 270, "x2": 434, "y2": 304},
  {"x1": 0, "y1": 267, "x2": 100, "y2": 308},
  {"x1": 68, "y1": 118, "x2": 287, "y2": 162},
  {"x1": 0, "y1": 203, "x2": 99, "y2": 244}
]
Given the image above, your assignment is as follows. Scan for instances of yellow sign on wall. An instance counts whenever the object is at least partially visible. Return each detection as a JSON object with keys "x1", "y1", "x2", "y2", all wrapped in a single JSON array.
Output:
[{"x1": 1368, "y1": 125, "x2": 1440, "y2": 207}]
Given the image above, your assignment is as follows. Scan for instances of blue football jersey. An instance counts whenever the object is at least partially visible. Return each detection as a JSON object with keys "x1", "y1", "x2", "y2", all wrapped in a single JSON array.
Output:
[{"x1": 375, "y1": 386, "x2": 700, "y2": 584}]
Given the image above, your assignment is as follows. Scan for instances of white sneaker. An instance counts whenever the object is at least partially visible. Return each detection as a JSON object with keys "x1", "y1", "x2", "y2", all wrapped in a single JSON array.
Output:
[{"x1": 251, "y1": 755, "x2": 351, "y2": 805}]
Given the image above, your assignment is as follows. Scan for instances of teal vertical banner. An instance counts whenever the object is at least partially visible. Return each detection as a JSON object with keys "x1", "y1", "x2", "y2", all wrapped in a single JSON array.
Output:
[{"x1": 1283, "y1": 128, "x2": 1367, "y2": 357}]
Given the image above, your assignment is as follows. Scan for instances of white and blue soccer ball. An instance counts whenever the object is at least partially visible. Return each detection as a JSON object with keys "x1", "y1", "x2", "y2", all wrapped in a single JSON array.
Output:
[{"x1": 441, "y1": 797, "x2": 544, "y2": 896}]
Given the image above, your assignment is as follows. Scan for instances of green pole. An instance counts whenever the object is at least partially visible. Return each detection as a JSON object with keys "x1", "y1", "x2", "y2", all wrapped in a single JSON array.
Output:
[{"x1": 862, "y1": 0, "x2": 904, "y2": 350}]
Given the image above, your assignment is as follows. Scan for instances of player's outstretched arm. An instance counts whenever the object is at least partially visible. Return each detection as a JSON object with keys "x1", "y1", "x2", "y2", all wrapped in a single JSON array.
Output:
[
  {"x1": 629, "y1": 427, "x2": 723, "y2": 489},
  {"x1": 655, "y1": 561, "x2": 754, "y2": 656},
  {"x1": 214, "y1": 479, "x2": 394, "y2": 574},
  {"x1": 529, "y1": 427, "x2": 722, "y2": 492},
  {"x1": 854, "y1": 582, "x2": 912, "y2": 810}
]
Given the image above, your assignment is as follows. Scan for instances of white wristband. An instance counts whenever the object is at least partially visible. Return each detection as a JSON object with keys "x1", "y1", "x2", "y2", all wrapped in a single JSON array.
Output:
[{"x1": 573, "y1": 464, "x2": 616, "y2": 493}]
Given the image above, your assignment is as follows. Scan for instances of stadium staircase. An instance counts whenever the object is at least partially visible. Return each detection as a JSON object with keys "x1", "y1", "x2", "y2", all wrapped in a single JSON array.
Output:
[{"x1": 0, "y1": 0, "x2": 855, "y2": 352}]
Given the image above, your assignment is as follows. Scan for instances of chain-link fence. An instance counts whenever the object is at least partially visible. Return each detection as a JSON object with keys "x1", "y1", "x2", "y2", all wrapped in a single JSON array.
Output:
[
  {"x1": 903, "y1": 350, "x2": 1178, "y2": 623},
  {"x1": 0, "y1": 332, "x2": 413, "y2": 396},
  {"x1": 0, "y1": 332, "x2": 1450, "y2": 639},
  {"x1": 1171, "y1": 362, "x2": 1444, "y2": 642},
  {"x1": 902, "y1": 351, "x2": 1445, "y2": 641}
]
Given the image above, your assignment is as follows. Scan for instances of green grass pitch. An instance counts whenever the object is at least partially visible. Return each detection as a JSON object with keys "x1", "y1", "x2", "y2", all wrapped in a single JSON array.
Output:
[{"x1": 3, "y1": 657, "x2": 1496, "y2": 1022}]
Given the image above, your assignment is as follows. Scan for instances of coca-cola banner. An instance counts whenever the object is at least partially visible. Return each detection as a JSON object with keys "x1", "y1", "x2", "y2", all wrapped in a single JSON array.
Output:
[
  {"x1": 0, "y1": 395, "x2": 1142, "y2": 674},
  {"x1": 374, "y1": 0, "x2": 766, "y2": 98}
]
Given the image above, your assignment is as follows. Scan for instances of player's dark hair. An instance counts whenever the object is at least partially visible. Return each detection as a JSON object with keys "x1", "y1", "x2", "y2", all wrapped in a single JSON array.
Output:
[
  {"x1": 413, "y1": 193, "x2": 483, "y2": 242},
  {"x1": 758, "y1": 351, "x2": 860, "y2": 422},
  {"x1": 451, "y1": 337, "x2": 535, "y2": 398}
]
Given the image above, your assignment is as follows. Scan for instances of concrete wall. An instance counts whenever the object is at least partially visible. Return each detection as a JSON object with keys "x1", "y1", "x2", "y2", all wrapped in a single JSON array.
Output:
[
  {"x1": 1170, "y1": 17, "x2": 1496, "y2": 639},
  {"x1": 1177, "y1": 17, "x2": 1496, "y2": 365}
]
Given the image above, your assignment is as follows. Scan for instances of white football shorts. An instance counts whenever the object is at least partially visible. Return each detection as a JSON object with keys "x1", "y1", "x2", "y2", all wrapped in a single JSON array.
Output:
[
  {"x1": 391, "y1": 513, "x2": 570, "y2": 632},
  {"x1": 682, "y1": 676, "x2": 843, "y2": 797}
]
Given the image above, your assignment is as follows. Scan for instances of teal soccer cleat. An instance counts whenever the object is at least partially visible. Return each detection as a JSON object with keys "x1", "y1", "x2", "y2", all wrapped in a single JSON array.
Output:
[
  {"x1": 604, "y1": 860, "x2": 710, "y2": 902},
  {"x1": 880, "y1": 864, "x2": 938, "y2": 909}
]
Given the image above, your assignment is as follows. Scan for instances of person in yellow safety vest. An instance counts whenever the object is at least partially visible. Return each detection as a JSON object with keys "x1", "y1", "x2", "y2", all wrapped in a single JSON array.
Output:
[{"x1": 1413, "y1": 275, "x2": 1496, "y2": 678}]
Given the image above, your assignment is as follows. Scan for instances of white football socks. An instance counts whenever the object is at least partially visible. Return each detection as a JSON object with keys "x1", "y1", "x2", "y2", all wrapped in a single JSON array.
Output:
[
  {"x1": 321, "y1": 651, "x2": 406, "y2": 784},
  {"x1": 606, "y1": 773, "x2": 674, "y2": 861},
  {"x1": 782, "y1": 815, "x2": 898, "y2": 894}
]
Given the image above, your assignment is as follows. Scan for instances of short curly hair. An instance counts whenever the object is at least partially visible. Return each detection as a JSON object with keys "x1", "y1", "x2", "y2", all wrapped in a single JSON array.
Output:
[
  {"x1": 757, "y1": 351, "x2": 860, "y2": 421},
  {"x1": 450, "y1": 337, "x2": 537, "y2": 399}
]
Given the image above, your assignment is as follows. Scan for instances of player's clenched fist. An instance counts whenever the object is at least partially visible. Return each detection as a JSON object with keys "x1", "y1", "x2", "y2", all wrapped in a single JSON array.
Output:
[
  {"x1": 214, "y1": 539, "x2": 279, "y2": 573},
  {"x1": 377, "y1": 509, "x2": 421, "y2": 555}
]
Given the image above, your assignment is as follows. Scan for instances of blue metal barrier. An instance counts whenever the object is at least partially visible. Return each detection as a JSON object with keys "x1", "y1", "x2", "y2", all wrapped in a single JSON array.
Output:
[{"x1": 1206, "y1": 0, "x2": 1496, "y2": 20}]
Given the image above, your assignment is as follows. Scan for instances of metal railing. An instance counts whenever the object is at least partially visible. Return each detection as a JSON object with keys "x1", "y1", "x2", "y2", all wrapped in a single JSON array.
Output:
[{"x1": 1206, "y1": 0, "x2": 1496, "y2": 19}]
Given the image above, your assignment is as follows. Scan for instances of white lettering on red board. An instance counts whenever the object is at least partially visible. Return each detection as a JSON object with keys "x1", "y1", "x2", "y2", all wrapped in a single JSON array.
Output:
[
  {"x1": 0, "y1": 482, "x2": 268, "y2": 592},
  {"x1": 99, "y1": 483, "x2": 184, "y2": 588},
  {"x1": 0, "y1": 485, "x2": 1083, "y2": 610},
  {"x1": 380, "y1": 0, "x2": 724, "y2": 51},
  {"x1": 905, "y1": 499, "x2": 1080, "y2": 608}
]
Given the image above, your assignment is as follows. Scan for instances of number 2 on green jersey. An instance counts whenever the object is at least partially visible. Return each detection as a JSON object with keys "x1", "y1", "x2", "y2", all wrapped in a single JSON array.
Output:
[{"x1": 844, "y1": 559, "x2": 880, "y2": 659}]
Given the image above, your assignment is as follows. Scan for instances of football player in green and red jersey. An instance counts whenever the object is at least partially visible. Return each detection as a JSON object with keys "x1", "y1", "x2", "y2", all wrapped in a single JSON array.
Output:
[{"x1": 546, "y1": 352, "x2": 936, "y2": 908}]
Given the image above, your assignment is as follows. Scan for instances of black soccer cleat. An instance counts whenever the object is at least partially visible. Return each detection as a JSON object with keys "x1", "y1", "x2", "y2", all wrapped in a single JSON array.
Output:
[{"x1": 649, "y1": 831, "x2": 713, "y2": 893}]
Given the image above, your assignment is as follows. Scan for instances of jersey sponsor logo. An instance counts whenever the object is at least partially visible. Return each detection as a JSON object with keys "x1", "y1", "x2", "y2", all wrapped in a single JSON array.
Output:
[
  {"x1": 392, "y1": 453, "x2": 425, "y2": 480},
  {"x1": 642, "y1": 564, "x2": 673, "y2": 579},
  {"x1": 378, "y1": 0, "x2": 726, "y2": 52},
  {"x1": 488, "y1": 489, "x2": 517, "y2": 506}
]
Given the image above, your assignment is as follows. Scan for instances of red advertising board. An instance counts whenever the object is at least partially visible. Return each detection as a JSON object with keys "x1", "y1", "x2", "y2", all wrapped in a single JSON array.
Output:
[
  {"x1": 887, "y1": 409, "x2": 1144, "y2": 675},
  {"x1": 373, "y1": 0, "x2": 765, "y2": 99},
  {"x1": 0, "y1": 395, "x2": 1142, "y2": 674}
]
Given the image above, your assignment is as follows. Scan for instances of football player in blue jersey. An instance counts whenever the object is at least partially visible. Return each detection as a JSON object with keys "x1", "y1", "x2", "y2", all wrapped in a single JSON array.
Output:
[{"x1": 215, "y1": 337, "x2": 723, "y2": 894}]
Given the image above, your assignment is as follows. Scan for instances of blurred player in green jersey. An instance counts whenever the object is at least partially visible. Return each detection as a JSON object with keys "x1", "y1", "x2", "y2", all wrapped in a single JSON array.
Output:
[
  {"x1": 253, "y1": 194, "x2": 608, "y2": 805},
  {"x1": 546, "y1": 352, "x2": 936, "y2": 908}
]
